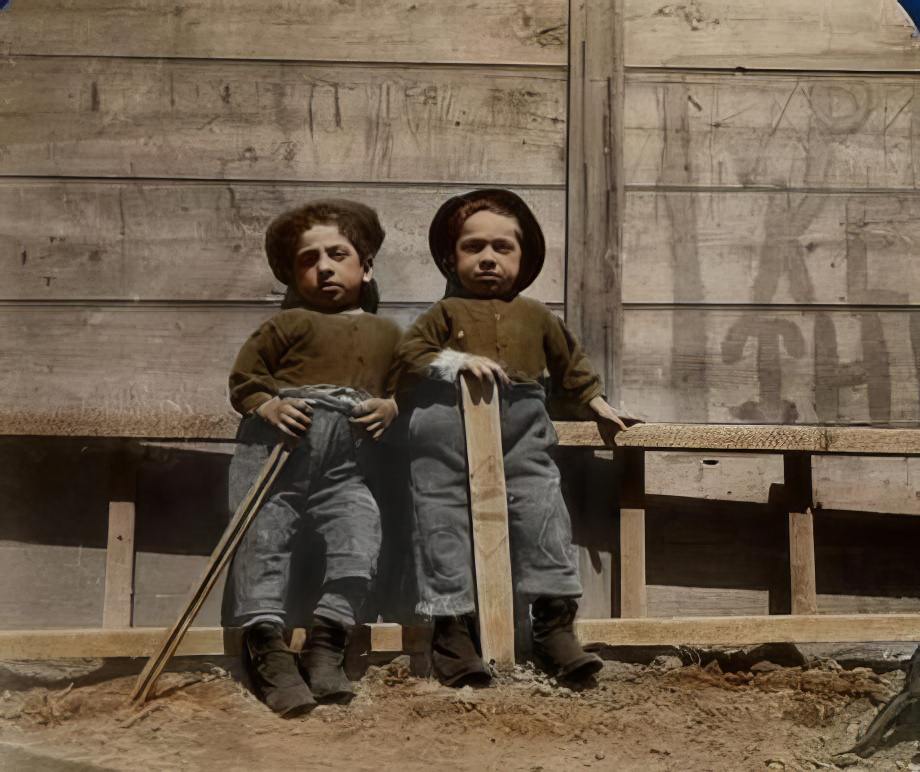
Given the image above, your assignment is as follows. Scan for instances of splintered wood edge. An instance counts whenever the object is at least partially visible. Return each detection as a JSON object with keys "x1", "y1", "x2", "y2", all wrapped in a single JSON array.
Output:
[
  {"x1": 5, "y1": 616, "x2": 920, "y2": 659},
  {"x1": 2, "y1": 416, "x2": 919, "y2": 455}
]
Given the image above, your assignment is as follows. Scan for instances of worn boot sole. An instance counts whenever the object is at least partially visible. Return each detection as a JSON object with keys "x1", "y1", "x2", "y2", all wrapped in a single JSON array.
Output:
[
  {"x1": 557, "y1": 653, "x2": 604, "y2": 682},
  {"x1": 439, "y1": 664, "x2": 494, "y2": 689},
  {"x1": 264, "y1": 684, "x2": 319, "y2": 718}
]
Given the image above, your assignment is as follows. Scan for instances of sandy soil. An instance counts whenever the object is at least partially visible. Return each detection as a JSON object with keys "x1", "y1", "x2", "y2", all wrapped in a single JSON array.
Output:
[{"x1": 1, "y1": 655, "x2": 920, "y2": 771}]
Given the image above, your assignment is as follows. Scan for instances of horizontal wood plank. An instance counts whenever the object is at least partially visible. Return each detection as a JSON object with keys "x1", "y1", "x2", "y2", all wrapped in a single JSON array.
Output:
[
  {"x1": 0, "y1": 181, "x2": 563, "y2": 303},
  {"x1": 625, "y1": 0, "x2": 920, "y2": 71},
  {"x1": 576, "y1": 613, "x2": 920, "y2": 647},
  {"x1": 625, "y1": 72, "x2": 920, "y2": 190},
  {"x1": 0, "y1": 0, "x2": 567, "y2": 66},
  {"x1": 622, "y1": 309, "x2": 920, "y2": 425},
  {"x1": 0, "y1": 57, "x2": 565, "y2": 184},
  {"x1": 1, "y1": 305, "x2": 918, "y2": 441},
  {"x1": 625, "y1": 192, "x2": 920, "y2": 305},
  {"x1": 5, "y1": 614, "x2": 920, "y2": 658}
]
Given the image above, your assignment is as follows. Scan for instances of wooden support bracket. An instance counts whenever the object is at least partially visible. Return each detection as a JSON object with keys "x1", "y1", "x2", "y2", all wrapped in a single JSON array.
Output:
[
  {"x1": 785, "y1": 453, "x2": 818, "y2": 615},
  {"x1": 618, "y1": 447, "x2": 647, "y2": 618},
  {"x1": 103, "y1": 446, "x2": 137, "y2": 628}
]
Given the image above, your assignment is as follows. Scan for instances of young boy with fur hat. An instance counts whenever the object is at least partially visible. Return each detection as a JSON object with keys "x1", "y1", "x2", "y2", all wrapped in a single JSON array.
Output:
[
  {"x1": 394, "y1": 188, "x2": 636, "y2": 687},
  {"x1": 223, "y1": 199, "x2": 401, "y2": 717}
]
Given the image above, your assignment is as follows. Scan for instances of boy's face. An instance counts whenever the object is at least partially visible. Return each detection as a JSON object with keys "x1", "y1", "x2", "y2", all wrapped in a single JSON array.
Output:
[
  {"x1": 293, "y1": 224, "x2": 371, "y2": 312},
  {"x1": 450, "y1": 210, "x2": 522, "y2": 298}
]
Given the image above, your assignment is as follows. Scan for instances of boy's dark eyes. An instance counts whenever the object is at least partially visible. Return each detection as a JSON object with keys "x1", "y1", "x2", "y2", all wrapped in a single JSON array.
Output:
[{"x1": 460, "y1": 239, "x2": 516, "y2": 254}]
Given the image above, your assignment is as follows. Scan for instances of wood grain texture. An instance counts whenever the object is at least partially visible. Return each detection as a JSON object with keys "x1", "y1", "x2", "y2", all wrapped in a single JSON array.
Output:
[
  {"x1": 0, "y1": 304, "x2": 423, "y2": 439},
  {"x1": 814, "y1": 456, "x2": 920, "y2": 515},
  {"x1": 102, "y1": 503, "x2": 135, "y2": 628},
  {"x1": 460, "y1": 375, "x2": 515, "y2": 668},
  {"x1": 0, "y1": 0, "x2": 567, "y2": 65},
  {"x1": 0, "y1": 181, "x2": 563, "y2": 303},
  {"x1": 624, "y1": 0, "x2": 920, "y2": 72},
  {"x1": 625, "y1": 72, "x2": 920, "y2": 190},
  {"x1": 575, "y1": 613, "x2": 920, "y2": 647},
  {"x1": 618, "y1": 448, "x2": 646, "y2": 618},
  {"x1": 624, "y1": 192, "x2": 920, "y2": 305},
  {"x1": 10, "y1": 612, "x2": 920, "y2": 658},
  {"x1": 622, "y1": 309, "x2": 920, "y2": 426},
  {"x1": 566, "y1": 0, "x2": 624, "y2": 401},
  {"x1": 0, "y1": 57, "x2": 565, "y2": 184}
]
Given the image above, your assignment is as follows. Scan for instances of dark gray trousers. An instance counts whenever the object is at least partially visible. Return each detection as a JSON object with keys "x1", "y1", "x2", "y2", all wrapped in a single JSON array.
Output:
[
  {"x1": 223, "y1": 387, "x2": 382, "y2": 629},
  {"x1": 408, "y1": 379, "x2": 582, "y2": 617}
]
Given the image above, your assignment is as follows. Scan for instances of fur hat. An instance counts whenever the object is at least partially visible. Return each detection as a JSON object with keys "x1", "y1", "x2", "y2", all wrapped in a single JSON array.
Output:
[
  {"x1": 264, "y1": 198, "x2": 385, "y2": 285},
  {"x1": 428, "y1": 188, "x2": 546, "y2": 294}
]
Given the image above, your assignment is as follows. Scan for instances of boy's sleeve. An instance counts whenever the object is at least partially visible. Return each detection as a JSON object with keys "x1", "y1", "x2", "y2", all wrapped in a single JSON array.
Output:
[
  {"x1": 544, "y1": 312, "x2": 604, "y2": 406},
  {"x1": 228, "y1": 317, "x2": 292, "y2": 416},
  {"x1": 390, "y1": 303, "x2": 451, "y2": 394}
]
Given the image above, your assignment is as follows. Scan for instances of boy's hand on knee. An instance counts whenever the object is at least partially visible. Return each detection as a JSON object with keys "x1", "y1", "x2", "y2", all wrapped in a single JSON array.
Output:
[
  {"x1": 459, "y1": 355, "x2": 511, "y2": 387},
  {"x1": 589, "y1": 396, "x2": 642, "y2": 446},
  {"x1": 255, "y1": 396, "x2": 313, "y2": 438},
  {"x1": 350, "y1": 397, "x2": 398, "y2": 440}
]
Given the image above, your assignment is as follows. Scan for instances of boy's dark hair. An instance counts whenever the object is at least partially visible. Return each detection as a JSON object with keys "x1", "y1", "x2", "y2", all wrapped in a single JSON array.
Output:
[
  {"x1": 265, "y1": 198, "x2": 385, "y2": 313},
  {"x1": 428, "y1": 188, "x2": 545, "y2": 295}
]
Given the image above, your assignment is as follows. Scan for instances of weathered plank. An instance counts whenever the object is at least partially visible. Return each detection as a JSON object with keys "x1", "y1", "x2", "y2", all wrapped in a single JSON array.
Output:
[
  {"x1": 625, "y1": 72, "x2": 920, "y2": 190},
  {"x1": 621, "y1": 309, "x2": 920, "y2": 425},
  {"x1": 0, "y1": 305, "x2": 423, "y2": 439},
  {"x1": 0, "y1": 181, "x2": 563, "y2": 303},
  {"x1": 785, "y1": 455, "x2": 818, "y2": 615},
  {"x1": 814, "y1": 456, "x2": 920, "y2": 515},
  {"x1": 0, "y1": 0, "x2": 567, "y2": 66},
  {"x1": 618, "y1": 448, "x2": 646, "y2": 617},
  {"x1": 6, "y1": 613, "x2": 920, "y2": 659},
  {"x1": 576, "y1": 614, "x2": 920, "y2": 647},
  {"x1": 102, "y1": 504, "x2": 136, "y2": 628},
  {"x1": 460, "y1": 375, "x2": 515, "y2": 668},
  {"x1": 0, "y1": 57, "x2": 565, "y2": 184},
  {"x1": 566, "y1": 0, "x2": 624, "y2": 401},
  {"x1": 625, "y1": 0, "x2": 920, "y2": 72},
  {"x1": 624, "y1": 192, "x2": 920, "y2": 305}
]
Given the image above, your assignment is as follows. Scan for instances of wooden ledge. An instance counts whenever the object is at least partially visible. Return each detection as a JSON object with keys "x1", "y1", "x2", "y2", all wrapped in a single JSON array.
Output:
[
  {"x1": 2, "y1": 414, "x2": 919, "y2": 456},
  {"x1": 3, "y1": 615, "x2": 920, "y2": 660}
]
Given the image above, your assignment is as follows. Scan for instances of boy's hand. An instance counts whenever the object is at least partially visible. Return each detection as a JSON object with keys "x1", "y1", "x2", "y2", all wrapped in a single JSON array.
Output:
[
  {"x1": 255, "y1": 396, "x2": 313, "y2": 439},
  {"x1": 458, "y1": 355, "x2": 511, "y2": 387},
  {"x1": 589, "y1": 396, "x2": 642, "y2": 446},
  {"x1": 351, "y1": 397, "x2": 398, "y2": 440}
]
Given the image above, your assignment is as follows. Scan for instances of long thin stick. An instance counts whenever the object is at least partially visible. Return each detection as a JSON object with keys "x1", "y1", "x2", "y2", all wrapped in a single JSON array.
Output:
[{"x1": 130, "y1": 443, "x2": 290, "y2": 703}]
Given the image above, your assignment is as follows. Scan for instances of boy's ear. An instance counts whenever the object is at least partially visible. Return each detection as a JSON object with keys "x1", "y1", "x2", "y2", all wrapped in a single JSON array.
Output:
[{"x1": 362, "y1": 258, "x2": 374, "y2": 283}]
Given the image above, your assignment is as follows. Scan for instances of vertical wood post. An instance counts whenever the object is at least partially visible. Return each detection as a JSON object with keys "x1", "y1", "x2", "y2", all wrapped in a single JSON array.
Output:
[
  {"x1": 785, "y1": 453, "x2": 818, "y2": 615},
  {"x1": 103, "y1": 447, "x2": 137, "y2": 628},
  {"x1": 566, "y1": 0, "x2": 625, "y2": 401},
  {"x1": 460, "y1": 374, "x2": 515, "y2": 668},
  {"x1": 619, "y1": 448, "x2": 647, "y2": 618}
]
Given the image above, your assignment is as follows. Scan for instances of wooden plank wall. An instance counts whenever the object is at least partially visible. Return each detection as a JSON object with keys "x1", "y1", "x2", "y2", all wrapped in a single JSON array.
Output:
[
  {"x1": 615, "y1": 0, "x2": 920, "y2": 617},
  {"x1": 1, "y1": 1, "x2": 919, "y2": 630}
]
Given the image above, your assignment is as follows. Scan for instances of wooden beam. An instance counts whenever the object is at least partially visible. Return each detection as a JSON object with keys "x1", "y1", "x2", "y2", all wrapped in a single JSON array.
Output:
[
  {"x1": 575, "y1": 614, "x2": 920, "y2": 647},
  {"x1": 618, "y1": 448, "x2": 646, "y2": 618},
  {"x1": 566, "y1": 0, "x2": 625, "y2": 402},
  {"x1": 460, "y1": 375, "x2": 515, "y2": 668},
  {"x1": 102, "y1": 449, "x2": 137, "y2": 628},
  {"x1": 785, "y1": 454, "x2": 818, "y2": 616},
  {"x1": 5, "y1": 615, "x2": 920, "y2": 659}
]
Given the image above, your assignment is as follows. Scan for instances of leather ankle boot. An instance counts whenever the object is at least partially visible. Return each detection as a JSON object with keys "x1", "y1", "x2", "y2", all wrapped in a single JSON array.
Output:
[
  {"x1": 431, "y1": 615, "x2": 493, "y2": 688},
  {"x1": 532, "y1": 597, "x2": 603, "y2": 681},
  {"x1": 244, "y1": 621, "x2": 316, "y2": 717},
  {"x1": 301, "y1": 617, "x2": 355, "y2": 704}
]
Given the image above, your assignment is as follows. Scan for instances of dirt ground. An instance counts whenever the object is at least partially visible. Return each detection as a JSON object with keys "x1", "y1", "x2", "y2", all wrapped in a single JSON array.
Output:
[{"x1": 2, "y1": 654, "x2": 920, "y2": 771}]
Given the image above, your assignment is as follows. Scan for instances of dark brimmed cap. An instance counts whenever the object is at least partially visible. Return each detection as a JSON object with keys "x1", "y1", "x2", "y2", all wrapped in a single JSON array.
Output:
[
  {"x1": 428, "y1": 188, "x2": 545, "y2": 293},
  {"x1": 264, "y1": 198, "x2": 385, "y2": 285}
]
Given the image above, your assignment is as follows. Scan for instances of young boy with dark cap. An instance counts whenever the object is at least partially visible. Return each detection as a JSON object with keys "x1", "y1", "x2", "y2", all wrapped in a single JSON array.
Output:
[
  {"x1": 394, "y1": 188, "x2": 636, "y2": 687},
  {"x1": 223, "y1": 199, "x2": 401, "y2": 717}
]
